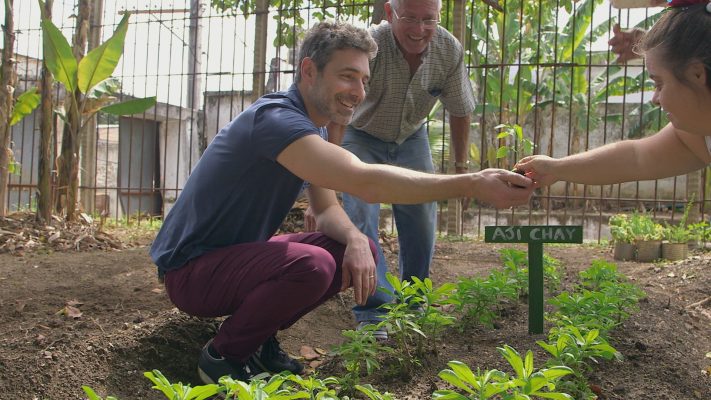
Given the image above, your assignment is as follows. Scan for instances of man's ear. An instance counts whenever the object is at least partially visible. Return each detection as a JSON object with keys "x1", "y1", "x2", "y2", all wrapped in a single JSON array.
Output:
[
  {"x1": 384, "y1": 2, "x2": 393, "y2": 22},
  {"x1": 300, "y1": 57, "x2": 316, "y2": 83}
]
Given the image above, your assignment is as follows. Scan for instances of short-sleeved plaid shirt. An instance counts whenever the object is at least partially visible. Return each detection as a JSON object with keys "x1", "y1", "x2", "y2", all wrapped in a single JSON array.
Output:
[{"x1": 350, "y1": 22, "x2": 476, "y2": 144}]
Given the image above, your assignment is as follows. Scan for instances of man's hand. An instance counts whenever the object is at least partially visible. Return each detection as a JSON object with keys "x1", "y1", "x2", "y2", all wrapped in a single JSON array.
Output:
[
  {"x1": 472, "y1": 169, "x2": 535, "y2": 208},
  {"x1": 608, "y1": 24, "x2": 646, "y2": 64},
  {"x1": 304, "y1": 205, "x2": 317, "y2": 232},
  {"x1": 514, "y1": 155, "x2": 558, "y2": 187},
  {"x1": 340, "y1": 236, "x2": 377, "y2": 305}
]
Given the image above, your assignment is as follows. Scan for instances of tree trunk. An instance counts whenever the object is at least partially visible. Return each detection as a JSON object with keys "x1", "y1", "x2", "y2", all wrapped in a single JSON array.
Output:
[
  {"x1": 79, "y1": 0, "x2": 103, "y2": 216},
  {"x1": 446, "y1": 0, "x2": 466, "y2": 236},
  {"x1": 370, "y1": 0, "x2": 388, "y2": 24},
  {"x1": 0, "y1": 0, "x2": 16, "y2": 217},
  {"x1": 251, "y1": 0, "x2": 268, "y2": 102},
  {"x1": 55, "y1": 0, "x2": 89, "y2": 221},
  {"x1": 37, "y1": 0, "x2": 54, "y2": 223},
  {"x1": 686, "y1": 168, "x2": 702, "y2": 223}
]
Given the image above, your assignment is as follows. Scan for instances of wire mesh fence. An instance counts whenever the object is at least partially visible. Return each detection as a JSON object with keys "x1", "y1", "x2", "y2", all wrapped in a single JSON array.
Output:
[{"x1": 3, "y1": 0, "x2": 709, "y2": 241}]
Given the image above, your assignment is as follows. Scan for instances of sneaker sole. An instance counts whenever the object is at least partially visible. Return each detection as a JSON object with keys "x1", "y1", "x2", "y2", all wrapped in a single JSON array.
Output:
[
  {"x1": 197, "y1": 366, "x2": 217, "y2": 385},
  {"x1": 248, "y1": 354, "x2": 303, "y2": 375}
]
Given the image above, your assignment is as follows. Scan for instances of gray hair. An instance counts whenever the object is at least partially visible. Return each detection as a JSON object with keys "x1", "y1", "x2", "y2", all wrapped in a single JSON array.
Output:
[
  {"x1": 295, "y1": 21, "x2": 378, "y2": 83},
  {"x1": 389, "y1": 0, "x2": 443, "y2": 12}
]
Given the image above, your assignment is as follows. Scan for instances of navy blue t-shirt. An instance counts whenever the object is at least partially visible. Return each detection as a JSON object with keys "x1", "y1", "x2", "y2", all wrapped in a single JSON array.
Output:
[{"x1": 150, "y1": 85, "x2": 322, "y2": 274}]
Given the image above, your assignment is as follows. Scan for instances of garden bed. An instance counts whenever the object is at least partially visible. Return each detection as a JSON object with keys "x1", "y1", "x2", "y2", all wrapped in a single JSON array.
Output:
[{"x1": 0, "y1": 234, "x2": 708, "y2": 399}]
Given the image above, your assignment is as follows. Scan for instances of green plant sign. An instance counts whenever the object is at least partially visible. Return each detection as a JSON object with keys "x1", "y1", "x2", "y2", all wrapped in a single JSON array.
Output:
[{"x1": 485, "y1": 225, "x2": 583, "y2": 334}]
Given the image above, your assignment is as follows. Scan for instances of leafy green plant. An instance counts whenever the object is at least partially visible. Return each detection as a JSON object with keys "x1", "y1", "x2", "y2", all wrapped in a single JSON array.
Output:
[
  {"x1": 377, "y1": 272, "x2": 457, "y2": 365},
  {"x1": 498, "y1": 344, "x2": 574, "y2": 399},
  {"x1": 407, "y1": 276, "x2": 457, "y2": 353},
  {"x1": 331, "y1": 328, "x2": 391, "y2": 389},
  {"x1": 578, "y1": 259, "x2": 621, "y2": 291},
  {"x1": 498, "y1": 248, "x2": 562, "y2": 297},
  {"x1": 434, "y1": 360, "x2": 509, "y2": 399},
  {"x1": 688, "y1": 221, "x2": 711, "y2": 243},
  {"x1": 499, "y1": 248, "x2": 530, "y2": 296},
  {"x1": 355, "y1": 384, "x2": 398, "y2": 400},
  {"x1": 550, "y1": 261, "x2": 645, "y2": 334},
  {"x1": 663, "y1": 223, "x2": 691, "y2": 244},
  {"x1": 82, "y1": 386, "x2": 119, "y2": 400},
  {"x1": 218, "y1": 372, "x2": 297, "y2": 399},
  {"x1": 628, "y1": 212, "x2": 663, "y2": 242},
  {"x1": 494, "y1": 123, "x2": 534, "y2": 170},
  {"x1": 1, "y1": 87, "x2": 40, "y2": 209},
  {"x1": 143, "y1": 370, "x2": 219, "y2": 400},
  {"x1": 434, "y1": 349, "x2": 576, "y2": 399},
  {"x1": 452, "y1": 276, "x2": 506, "y2": 330},
  {"x1": 282, "y1": 373, "x2": 341, "y2": 399},
  {"x1": 608, "y1": 214, "x2": 634, "y2": 244},
  {"x1": 538, "y1": 325, "x2": 620, "y2": 375},
  {"x1": 39, "y1": 5, "x2": 156, "y2": 220},
  {"x1": 663, "y1": 199, "x2": 695, "y2": 243},
  {"x1": 548, "y1": 290, "x2": 621, "y2": 333}
]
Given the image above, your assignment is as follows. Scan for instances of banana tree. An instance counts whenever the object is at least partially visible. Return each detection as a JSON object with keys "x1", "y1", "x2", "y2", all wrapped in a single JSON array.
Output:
[{"x1": 39, "y1": 2, "x2": 156, "y2": 220}]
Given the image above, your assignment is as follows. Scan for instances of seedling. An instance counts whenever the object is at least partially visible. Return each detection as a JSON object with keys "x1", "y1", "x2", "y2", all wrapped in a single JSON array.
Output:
[
  {"x1": 494, "y1": 123, "x2": 535, "y2": 170},
  {"x1": 331, "y1": 328, "x2": 391, "y2": 389}
]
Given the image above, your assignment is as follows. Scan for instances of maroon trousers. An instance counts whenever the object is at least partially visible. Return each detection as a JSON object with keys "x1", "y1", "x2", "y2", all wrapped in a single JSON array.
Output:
[{"x1": 164, "y1": 232, "x2": 377, "y2": 362}]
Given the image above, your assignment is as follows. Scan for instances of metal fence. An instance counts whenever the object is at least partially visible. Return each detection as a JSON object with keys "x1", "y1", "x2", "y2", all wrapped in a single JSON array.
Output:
[{"x1": 4, "y1": 0, "x2": 709, "y2": 241}]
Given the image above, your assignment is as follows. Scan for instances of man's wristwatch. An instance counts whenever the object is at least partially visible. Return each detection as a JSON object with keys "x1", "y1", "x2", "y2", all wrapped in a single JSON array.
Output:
[{"x1": 454, "y1": 161, "x2": 470, "y2": 169}]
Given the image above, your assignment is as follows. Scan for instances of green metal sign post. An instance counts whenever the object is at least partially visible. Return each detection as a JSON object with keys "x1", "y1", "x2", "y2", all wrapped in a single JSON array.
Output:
[{"x1": 484, "y1": 225, "x2": 583, "y2": 334}]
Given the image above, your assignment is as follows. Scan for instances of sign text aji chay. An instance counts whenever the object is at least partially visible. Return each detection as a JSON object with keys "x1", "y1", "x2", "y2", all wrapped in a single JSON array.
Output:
[{"x1": 485, "y1": 225, "x2": 583, "y2": 334}]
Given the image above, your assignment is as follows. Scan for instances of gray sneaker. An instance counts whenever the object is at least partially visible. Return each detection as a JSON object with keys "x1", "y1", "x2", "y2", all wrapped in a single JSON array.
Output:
[{"x1": 356, "y1": 321, "x2": 388, "y2": 341}]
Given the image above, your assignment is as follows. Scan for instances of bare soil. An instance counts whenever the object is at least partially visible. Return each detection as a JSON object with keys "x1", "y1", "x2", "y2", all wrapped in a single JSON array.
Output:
[{"x1": 0, "y1": 214, "x2": 709, "y2": 400}]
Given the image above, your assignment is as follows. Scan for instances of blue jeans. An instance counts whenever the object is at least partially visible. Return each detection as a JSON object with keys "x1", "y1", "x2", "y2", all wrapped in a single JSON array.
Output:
[{"x1": 342, "y1": 125, "x2": 437, "y2": 323}]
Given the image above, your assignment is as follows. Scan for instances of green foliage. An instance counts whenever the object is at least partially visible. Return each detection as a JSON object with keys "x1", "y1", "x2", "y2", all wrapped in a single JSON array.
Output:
[
  {"x1": 497, "y1": 344, "x2": 574, "y2": 399},
  {"x1": 144, "y1": 370, "x2": 219, "y2": 400},
  {"x1": 355, "y1": 384, "x2": 397, "y2": 400},
  {"x1": 435, "y1": 348, "x2": 575, "y2": 400},
  {"x1": 498, "y1": 249, "x2": 562, "y2": 296},
  {"x1": 282, "y1": 373, "x2": 341, "y2": 399},
  {"x1": 538, "y1": 325, "x2": 620, "y2": 375},
  {"x1": 628, "y1": 212, "x2": 663, "y2": 242},
  {"x1": 82, "y1": 386, "x2": 119, "y2": 400},
  {"x1": 209, "y1": 0, "x2": 374, "y2": 47},
  {"x1": 435, "y1": 361, "x2": 509, "y2": 399},
  {"x1": 499, "y1": 248, "x2": 529, "y2": 296},
  {"x1": 608, "y1": 214, "x2": 634, "y2": 244},
  {"x1": 494, "y1": 123, "x2": 534, "y2": 170},
  {"x1": 578, "y1": 259, "x2": 621, "y2": 291},
  {"x1": 663, "y1": 222, "x2": 691, "y2": 244},
  {"x1": 39, "y1": 11, "x2": 156, "y2": 120},
  {"x1": 688, "y1": 221, "x2": 711, "y2": 242},
  {"x1": 331, "y1": 328, "x2": 391, "y2": 388},
  {"x1": 452, "y1": 275, "x2": 511, "y2": 329},
  {"x1": 663, "y1": 199, "x2": 695, "y2": 243},
  {"x1": 10, "y1": 87, "x2": 40, "y2": 126},
  {"x1": 549, "y1": 261, "x2": 645, "y2": 334}
]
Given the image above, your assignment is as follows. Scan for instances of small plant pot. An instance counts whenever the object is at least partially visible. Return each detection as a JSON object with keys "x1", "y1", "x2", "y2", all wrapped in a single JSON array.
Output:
[
  {"x1": 613, "y1": 242, "x2": 636, "y2": 261},
  {"x1": 635, "y1": 240, "x2": 661, "y2": 262},
  {"x1": 662, "y1": 242, "x2": 688, "y2": 261}
]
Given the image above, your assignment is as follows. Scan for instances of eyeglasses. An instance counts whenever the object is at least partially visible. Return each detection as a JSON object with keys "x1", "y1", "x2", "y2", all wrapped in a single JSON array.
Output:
[{"x1": 391, "y1": 8, "x2": 439, "y2": 30}]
